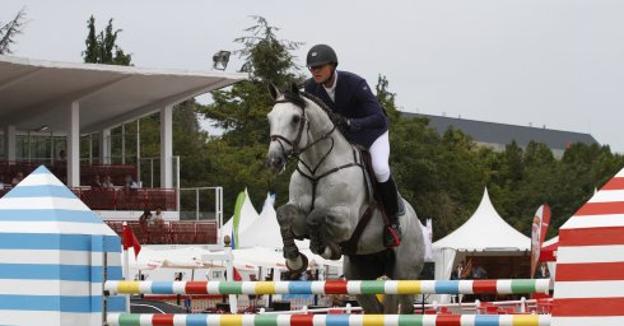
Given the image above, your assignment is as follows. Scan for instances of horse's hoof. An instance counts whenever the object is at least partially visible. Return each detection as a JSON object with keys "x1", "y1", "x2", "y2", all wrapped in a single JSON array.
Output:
[{"x1": 285, "y1": 253, "x2": 308, "y2": 273}]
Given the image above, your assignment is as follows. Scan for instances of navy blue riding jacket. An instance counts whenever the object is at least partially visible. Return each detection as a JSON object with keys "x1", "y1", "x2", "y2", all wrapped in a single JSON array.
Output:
[{"x1": 304, "y1": 70, "x2": 388, "y2": 148}]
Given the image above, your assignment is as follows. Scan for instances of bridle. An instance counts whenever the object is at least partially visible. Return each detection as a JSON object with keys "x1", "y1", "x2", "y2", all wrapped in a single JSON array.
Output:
[
  {"x1": 269, "y1": 98, "x2": 335, "y2": 158},
  {"x1": 269, "y1": 96, "x2": 363, "y2": 211}
]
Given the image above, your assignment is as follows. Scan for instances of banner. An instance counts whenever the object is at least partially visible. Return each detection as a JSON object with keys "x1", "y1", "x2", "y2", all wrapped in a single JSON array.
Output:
[
  {"x1": 231, "y1": 190, "x2": 246, "y2": 249},
  {"x1": 530, "y1": 204, "x2": 551, "y2": 278}
]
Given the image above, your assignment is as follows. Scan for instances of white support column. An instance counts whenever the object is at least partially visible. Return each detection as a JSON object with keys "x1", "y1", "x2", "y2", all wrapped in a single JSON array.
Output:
[
  {"x1": 67, "y1": 101, "x2": 80, "y2": 187},
  {"x1": 121, "y1": 124, "x2": 126, "y2": 165},
  {"x1": 4, "y1": 125, "x2": 16, "y2": 163},
  {"x1": 88, "y1": 134, "x2": 93, "y2": 165},
  {"x1": 100, "y1": 129, "x2": 111, "y2": 164},
  {"x1": 136, "y1": 119, "x2": 141, "y2": 185},
  {"x1": 160, "y1": 105, "x2": 173, "y2": 189}
]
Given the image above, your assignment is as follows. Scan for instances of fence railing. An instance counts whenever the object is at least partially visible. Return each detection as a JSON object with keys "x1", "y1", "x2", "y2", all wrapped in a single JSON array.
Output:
[
  {"x1": 0, "y1": 186, "x2": 178, "y2": 211},
  {"x1": 179, "y1": 187, "x2": 223, "y2": 226},
  {"x1": 105, "y1": 220, "x2": 218, "y2": 244}
]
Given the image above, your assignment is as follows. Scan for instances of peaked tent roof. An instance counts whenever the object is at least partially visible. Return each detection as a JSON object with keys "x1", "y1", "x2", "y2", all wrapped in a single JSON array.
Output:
[
  {"x1": 0, "y1": 166, "x2": 124, "y2": 326},
  {"x1": 552, "y1": 167, "x2": 624, "y2": 324},
  {"x1": 433, "y1": 188, "x2": 530, "y2": 251},
  {"x1": 238, "y1": 193, "x2": 309, "y2": 249}
]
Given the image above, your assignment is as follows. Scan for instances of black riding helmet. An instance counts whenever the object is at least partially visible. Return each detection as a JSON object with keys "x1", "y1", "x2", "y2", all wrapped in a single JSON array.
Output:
[{"x1": 306, "y1": 44, "x2": 338, "y2": 68}]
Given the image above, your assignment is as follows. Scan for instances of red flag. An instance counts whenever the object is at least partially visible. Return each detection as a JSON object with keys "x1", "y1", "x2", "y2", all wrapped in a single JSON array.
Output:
[
  {"x1": 233, "y1": 267, "x2": 242, "y2": 281},
  {"x1": 122, "y1": 223, "x2": 142, "y2": 258}
]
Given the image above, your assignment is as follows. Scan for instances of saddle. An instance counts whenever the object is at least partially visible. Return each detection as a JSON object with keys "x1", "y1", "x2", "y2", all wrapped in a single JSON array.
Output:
[{"x1": 339, "y1": 147, "x2": 405, "y2": 255}]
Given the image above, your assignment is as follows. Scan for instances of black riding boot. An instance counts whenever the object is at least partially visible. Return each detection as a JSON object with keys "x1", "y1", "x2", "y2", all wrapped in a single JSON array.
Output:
[{"x1": 378, "y1": 175, "x2": 403, "y2": 247}]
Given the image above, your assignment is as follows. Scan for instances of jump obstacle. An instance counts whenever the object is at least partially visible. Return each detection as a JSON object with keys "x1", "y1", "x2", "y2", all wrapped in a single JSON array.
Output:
[
  {"x1": 105, "y1": 279, "x2": 550, "y2": 296},
  {"x1": 106, "y1": 313, "x2": 552, "y2": 326},
  {"x1": 3, "y1": 167, "x2": 624, "y2": 326}
]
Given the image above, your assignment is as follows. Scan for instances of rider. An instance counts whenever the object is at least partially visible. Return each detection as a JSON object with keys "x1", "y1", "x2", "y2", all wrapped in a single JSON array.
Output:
[{"x1": 303, "y1": 44, "x2": 403, "y2": 248}]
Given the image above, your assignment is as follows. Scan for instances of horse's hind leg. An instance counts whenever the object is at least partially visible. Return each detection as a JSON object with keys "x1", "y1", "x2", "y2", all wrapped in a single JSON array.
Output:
[
  {"x1": 276, "y1": 204, "x2": 308, "y2": 272},
  {"x1": 344, "y1": 255, "x2": 384, "y2": 314},
  {"x1": 399, "y1": 295, "x2": 415, "y2": 314},
  {"x1": 383, "y1": 294, "x2": 399, "y2": 314},
  {"x1": 356, "y1": 294, "x2": 383, "y2": 314}
]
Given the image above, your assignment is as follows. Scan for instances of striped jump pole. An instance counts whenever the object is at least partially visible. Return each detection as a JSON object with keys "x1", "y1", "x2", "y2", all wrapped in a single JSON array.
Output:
[
  {"x1": 107, "y1": 313, "x2": 552, "y2": 326},
  {"x1": 104, "y1": 279, "x2": 550, "y2": 296}
]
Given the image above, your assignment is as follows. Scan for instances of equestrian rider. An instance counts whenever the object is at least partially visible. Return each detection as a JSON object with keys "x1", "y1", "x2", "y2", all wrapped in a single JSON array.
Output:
[{"x1": 303, "y1": 44, "x2": 402, "y2": 248}]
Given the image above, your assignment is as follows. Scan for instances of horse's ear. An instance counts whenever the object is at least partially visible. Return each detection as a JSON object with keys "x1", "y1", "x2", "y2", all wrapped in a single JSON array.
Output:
[
  {"x1": 290, "y1": 82, "x2": 300, "y2": 95},
  {"x1": 268, "y1": 82, "x2": 280, "y2": 100}
]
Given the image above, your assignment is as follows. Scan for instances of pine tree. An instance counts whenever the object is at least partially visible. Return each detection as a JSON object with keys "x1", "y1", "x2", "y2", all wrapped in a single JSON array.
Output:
[
  {"x1": 82, "y1": 16, "x2": 132, "y2": 65},
  {"x1": 0, "y1": 8, "x2": 27, "y2": 55}
]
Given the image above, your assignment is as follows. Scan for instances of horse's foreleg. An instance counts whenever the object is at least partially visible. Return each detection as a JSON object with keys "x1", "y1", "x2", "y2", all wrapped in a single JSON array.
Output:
[
  {"x1": 276, "y1": 204, "x2": 308, "y2": 273},
  {"x1": 306, "y1": 207, "x2": 349, "y2": 260}
]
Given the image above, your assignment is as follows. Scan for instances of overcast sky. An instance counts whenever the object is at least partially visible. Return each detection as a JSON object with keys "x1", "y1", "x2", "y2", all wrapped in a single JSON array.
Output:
[{"x1": 4, "y1": 0, "x2": 624, "y2": 152}]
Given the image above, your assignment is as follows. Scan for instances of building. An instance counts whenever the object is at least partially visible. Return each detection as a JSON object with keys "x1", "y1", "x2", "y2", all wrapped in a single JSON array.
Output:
[
  {"x1": 0, "y1": 54, "x2": 246, "y2": 243},
  {"x1": 402, "y1": 112, "x2": 598, "y2": 158}
]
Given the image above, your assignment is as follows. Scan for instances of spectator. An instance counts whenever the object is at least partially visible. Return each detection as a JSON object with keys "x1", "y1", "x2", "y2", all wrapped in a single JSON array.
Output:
[
  {"x1": 139, "y1": 209, "x2": 152, "y2": 226},
  {"x1": 92, "y1": 175, "x2": 103, "y2": 189},
  {"x1": 58, "y1": 149, "x2": 66, "y2": 161},
  {"x1": 102, "y1": 175, "x2": 114, "y2": 188},
  {"x1": 0, "y1": 175, "x2": 5, "y2": 189},
  {"x1": 472, "y1": 264, "x2": 488, "y2": 279},
  {"x1": 536, "y1": 262, "x2": 551, "y2": 279},
  {"x1": 153, "y1": 207, "x2": 164, "y2": 224},
  {"x1": 11, "y1": 172, "x2": 24, "y2": 186},
  {"x1": 450, "y1": 261, "x2": 466, "y2": 303},
  {"x1": 450, "y1": 261, "x2": 465, "y2": 280},
  {"x1": 125, "y1": 174, "x2": 139, "y2": 189}
]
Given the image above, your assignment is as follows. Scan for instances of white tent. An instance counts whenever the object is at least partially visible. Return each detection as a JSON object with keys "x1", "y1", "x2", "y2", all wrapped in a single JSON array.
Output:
[
  {"x1": 238, "y1": 193, "x2": 310, "y2": 250},
  {"x1": 432, "y1": 188, "x2": 530, "y2": 283}
]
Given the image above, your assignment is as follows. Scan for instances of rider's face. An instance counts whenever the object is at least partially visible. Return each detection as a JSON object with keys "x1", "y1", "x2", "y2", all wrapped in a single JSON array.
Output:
[{"x1": 309, "y1": 64, "x2": 333, "y2": 84}]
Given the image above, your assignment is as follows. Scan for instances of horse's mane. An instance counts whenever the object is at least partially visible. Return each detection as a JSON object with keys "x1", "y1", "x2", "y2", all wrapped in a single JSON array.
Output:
[{"x1": 282, "y1": 88, "x2": 349, "y2": 136}]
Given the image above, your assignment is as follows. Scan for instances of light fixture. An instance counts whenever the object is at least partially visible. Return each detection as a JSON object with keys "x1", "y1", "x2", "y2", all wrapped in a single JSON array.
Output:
[
  {"x1": 35, "y1": 125, "x2": 49, "y2": 132},
  {"x1": 212, "y1": 50, "x2": 231, "y2": 71}
]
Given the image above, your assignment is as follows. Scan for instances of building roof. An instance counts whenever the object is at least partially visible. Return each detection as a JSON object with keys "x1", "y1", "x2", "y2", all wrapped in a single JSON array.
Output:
[
  {"x1": 402, "y1": 112, "x2": 598, "y2": 150},
  {"x1": 0, "y1": 55, "x2": 246, "y2": 133},
  {"x1": 433, "y1": 187, "x2": 530, "y2": 251}
]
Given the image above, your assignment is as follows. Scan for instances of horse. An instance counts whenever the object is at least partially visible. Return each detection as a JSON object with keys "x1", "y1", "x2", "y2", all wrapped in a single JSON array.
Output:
[{"x1": 265, "y1": 83, "x2": 425, "y2": 314}]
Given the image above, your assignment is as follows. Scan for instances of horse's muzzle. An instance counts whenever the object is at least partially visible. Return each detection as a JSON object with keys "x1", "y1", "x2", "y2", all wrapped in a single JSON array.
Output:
[{"x1": 266, "y1": 153, "x2": 287, "y2": 174}]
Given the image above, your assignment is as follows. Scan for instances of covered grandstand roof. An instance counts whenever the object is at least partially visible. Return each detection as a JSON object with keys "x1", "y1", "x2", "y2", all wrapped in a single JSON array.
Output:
[{"x1": 0, "y1": 55, "x2": 246, "y2": 133}]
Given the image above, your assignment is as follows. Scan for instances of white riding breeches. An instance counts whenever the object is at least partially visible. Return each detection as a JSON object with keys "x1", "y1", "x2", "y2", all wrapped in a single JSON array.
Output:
[{"x1": 369, "y1": 131, "x2": 391, "y2": 183}]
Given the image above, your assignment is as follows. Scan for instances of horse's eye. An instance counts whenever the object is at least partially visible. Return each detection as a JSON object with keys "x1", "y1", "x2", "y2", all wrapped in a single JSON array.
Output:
[{"x1": 292, "y1": 115, "x2": 301, "y2": 125}]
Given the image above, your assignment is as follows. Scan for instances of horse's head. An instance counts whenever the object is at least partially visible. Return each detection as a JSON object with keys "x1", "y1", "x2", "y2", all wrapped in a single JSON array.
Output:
[{"x1": 266, "y1": 83, "x2": 308, "y2": 173}]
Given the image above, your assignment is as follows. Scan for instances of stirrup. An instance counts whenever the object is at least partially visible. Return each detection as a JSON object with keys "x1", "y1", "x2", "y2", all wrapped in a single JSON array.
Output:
[{"x1": 383, "y1": 224, "x2": 401, "y2": 248}]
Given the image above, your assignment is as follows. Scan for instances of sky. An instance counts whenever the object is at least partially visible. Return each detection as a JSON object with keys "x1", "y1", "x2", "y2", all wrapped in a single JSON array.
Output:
[{"x1": 3, "y1": 0, "x2": 624, "y2": 152}]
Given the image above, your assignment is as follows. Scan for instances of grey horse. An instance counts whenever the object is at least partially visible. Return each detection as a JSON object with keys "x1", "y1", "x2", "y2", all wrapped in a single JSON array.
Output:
[{"x1": 266, "y1": 84, "x2": 425, "y2": 314}]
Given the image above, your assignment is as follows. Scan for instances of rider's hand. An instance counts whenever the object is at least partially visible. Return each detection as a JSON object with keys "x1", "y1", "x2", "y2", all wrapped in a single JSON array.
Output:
[{"x1": 336, "y1": 116, "x2": 350, "y2": 131}]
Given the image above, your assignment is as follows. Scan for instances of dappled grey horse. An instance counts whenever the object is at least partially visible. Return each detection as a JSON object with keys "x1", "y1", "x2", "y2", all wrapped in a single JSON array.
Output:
[{"x1": 266, "y1": 84, "x2": 425, "y2": 314}]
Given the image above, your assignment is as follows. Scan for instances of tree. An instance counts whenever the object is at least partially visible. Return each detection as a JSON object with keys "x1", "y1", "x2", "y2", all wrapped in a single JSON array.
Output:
[
  {"x1": 375, "y1": 74, "x2": 400, "y2": 123},
  {"x1": 82, "y1": 16, "x2": 132, "y2": 65},
  {"x1": 0, "y1": 8, "x2": 27, "y2": 55}
]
